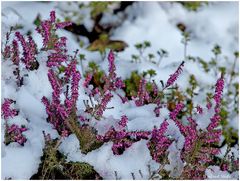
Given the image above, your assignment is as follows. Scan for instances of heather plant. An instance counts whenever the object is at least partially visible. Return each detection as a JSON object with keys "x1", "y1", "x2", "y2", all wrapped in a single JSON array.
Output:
[
  {"x1": 187, "y1": 45, "x2": 239, "y2": 146},
  {"x1": 132, "y1": 41, "x2": 170, "y2": 66},
  {"x1": 1, "y1": 99, "x2": 27, "y2": 145},
  {"x1": 1, "y1": 9, "x2": 239, "y2": 180},
  {"x1": 31, "y1": 132, "x2": 101, "y2": 179}
]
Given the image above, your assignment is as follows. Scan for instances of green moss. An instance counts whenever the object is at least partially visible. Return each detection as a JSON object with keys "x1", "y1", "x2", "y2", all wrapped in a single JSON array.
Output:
[
  {"x1": 64, "y1": 162, "x2": 101, "y2": 179},
  {"x1": 31, "y1": 136, "x2": 102, "y2": 180},
  {"x1": 179, "y1": 2, "x2": 207, "y2": 11},
  {"x1": 66, "y1": 110, "x2": 103, "y2": 154}
]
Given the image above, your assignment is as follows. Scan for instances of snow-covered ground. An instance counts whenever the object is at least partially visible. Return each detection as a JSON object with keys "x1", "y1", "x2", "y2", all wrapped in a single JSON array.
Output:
[{"x1": 1, "y1": 1, "x2": 239, "y2": 179}]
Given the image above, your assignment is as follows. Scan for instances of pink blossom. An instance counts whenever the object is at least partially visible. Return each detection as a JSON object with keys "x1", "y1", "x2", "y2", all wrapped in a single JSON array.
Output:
[
  {"x1": 214, "y1": 76, "x2": 224, "y2": 107},
  {"x1": 95, "y1": 91, "x2": 113, "y2": 117},
  {"x1": 15, "y1": 32, "x2": 37, "y2": 69},
  {"x1": 169, "y1": 102, "x2": 184, "y2": 121},
  {"x1": 50, "y1": 11, "x2": 56, "y2": 23},
  {"x1": 7, "y1": 124, "x2": 27, "y2": 145},
  {"x1": 164, "y1": 61, "x2": 184, "y2": 90},
  {"x1": 114, "y1": 77, "x2": 125, "y2": 89},
  {"x1": 134, "y1": 78, "x2": 148, "y2": 106},
  {"x1": 48, "y1": 69, "x2": 61, "y2": 105},
  {"x1": 56, "y1": 22, "x2": 72, "y2": 29},
  {"x1": 11, "y1": 40, "x2": 20, "y2": 65},
  {"x1": 148, "y1": 120, "x2": 172, "y2": 162},
  {"x1": 196, "y1": 105, "x2": 203, "y2": 114},
  {"x1": 108, "y1": 50, "x2": 116, "y2": 80},
  {"x1": 118, "y1": 115, "x2": 128, "y2": 128},
  {"x1": 1, "y1": 99, "x2": 18, "y2": 120},
  {"x1": 83, "y1": 73, "x2": 93, "y2": 88},
  {"x1": 117, "y1": 93, "x2": 128, "y2": 104}
]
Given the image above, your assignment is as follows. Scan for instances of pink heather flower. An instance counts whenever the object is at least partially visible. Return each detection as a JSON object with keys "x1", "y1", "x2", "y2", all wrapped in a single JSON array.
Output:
[
  {"x1": 11, "y1": 40, "x2": 20, "y2": 65},
  {"x1": 79, "y1": 115, "x2": 87, "y2": 122},
  {"x1": 41, "y1": 96, "x2": 52, "y2": 116},
  {"x1": 61, "y1": 130, "x2": 69, "y2": 137},
  {"x1": 115, "y1": 130, "x2": 127, "y2": 139},
  {"x1": 50, "y1": 11, "x2": 56, "y2": 23},
  {"x1": 95, "y1": 91, "x2": 113, "y2": 117},
  {"x1": 148, "y1": 120, "x2": 172, "y2": 162},
  {"x1": 57, "y1": 104, "x2": 69, "y2": 120},
  {"x1": 164, "y1": 61, "x2": 184, "y2": 90},
  {"x1": 207, "y1": 114, "x2": 221, "y2": 131},
  {"x1": 64, "y1": 61, "x2": 76, "y2": 83},
  {"x1": 196, "y1": 105, "x2": 203, "y2": 114},
  {"x1": 54, "y1": 37, "x2": 67, "y2": 52},
  {"x1": 15, "y1": 32, "x2": 37, "y2": 69},
  {"x1": 169, "y1": 102, "x2": 184, "y2": 121},
  {"x1": 1, "y1": 99, "x2": 18, "y2": 120},
  {"x1": 36, "y1": 20, "x2": 51, "y2": 48},
  {"x1": 3, "y1": 45, "x2": 11, "y2": 58},
  {"x1": 183, "y1": 118, "x2": 198, "y2": 153},
  {"x1": 83, "y1": 73, "x2": 93, "y2": 88},
  {"x1": 117, "y1": 93, "x2": 128, "y2": 104},
  {"x1": 214, "y1": 76, "x2": 224, "y2": 108},
  {"x1": 48, "y1": 69, "x2": 61, "y2": 105},
  {"x1": 207, "y1": 76, "x2": 224, "y2": 131},
  {"x1": 15, "y1": 32, "x2": 27, "y2": 50},
  {"x1": 47, "y1": 53, "x2": 68, "y2": 67},
  {"x1": 56, "y1": 22, "x2": 72, "y2": 29},
  {"x1": 108, "y1": 50, "x2": 116, "y2": 80},
  {"x1": 97, "y1": 127, "x2": 150, "y2": 155},
  {"x1": 7, "y1": 124, "x2": 27, "y2": 145},
  {"x1": 221, "y1": 163, "x2": 228, "y2": 171},
  {"x1": 197, "y1": 153, "x2": 212, "y2": 163},
  {"x1": 206, "y1": 102, "x2": 212, "y2": 109},
  {"x1": 200, "y1": 147, "x2": 220, "y2": 155},
  {"x1": 128, "y1": 131, "x2": 151, "y2": 140},
  {"x1": 28, "y1": 35, "x2": 37, "y2": 55},
  {"x1": 155, "y1": 120, "x2": 168, "y2": 138},
  {"x1": 47, "y1": 37, "x2": 68, "y2": 67},
  {"x1": 168, "y1": 103, "x2": 187, "y2": 135},
  {"x1": 204, "y1": 129, "x2": 222, "y2": 143},
  {"x1": 70, "y1": 70, "x2": 81, "y2": 107},
  {"x1": 114, "y1": 77, "x2": 125, "y2": 89},
  {"x1": 135, "y1": 78, "x2": 148, "y2": 106},
  {"x1": 118, "y1": 115, "x2": 128, "y2": 128}
]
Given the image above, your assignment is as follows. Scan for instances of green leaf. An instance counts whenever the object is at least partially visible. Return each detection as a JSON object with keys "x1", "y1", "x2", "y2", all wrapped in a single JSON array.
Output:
[{"x1": 33, "y1": 14, "x2": 42, "y2": 27}]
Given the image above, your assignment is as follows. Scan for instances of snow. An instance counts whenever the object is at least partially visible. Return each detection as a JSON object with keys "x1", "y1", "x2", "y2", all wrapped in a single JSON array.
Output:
[
  {"x1": 164, "y1": 142, "x2": 184, "y2": 178},
  {"x1": 206, "y1": 166, "x2": 239, "y2": 179},
  {"x1": 59, "y1": 136, "x2": 159, "y2": 180},
  {"x1": 1, "y1": 1, "x2": 239, "y2": 180}
]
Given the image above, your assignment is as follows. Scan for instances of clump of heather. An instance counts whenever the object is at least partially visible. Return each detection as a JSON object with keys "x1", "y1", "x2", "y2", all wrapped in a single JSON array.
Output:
[
  {"x1": 38, "y1": 11, "x2": 81, "y2": 136},
  {"x1": 15, "y1": 32, "x2": 39, "y2": 70},
  {"x1": 97, "y1": 115, "x2": 150, "y2": 155},
  {"x1": 133, "y1": 78, "x2": 149, "y2": 106},
  {"x1": 147, "y1": 120, "x2": 172, "y2": 162},
  {"x1": 164, "y1": 61, "x2": 185, "y2": 90},
  {"x1": 5, "y1": 124, "x2": 27, "y2": 145},
  {"x1": 36, "y1": 10, "x2": 71, "y2": 50},
  {"x1": 1, "y1": 98, "x2": 18, "y2": 119},
  {"x1": 42, "y1": 58, "x2": 81, "y2": 136},
  {"x1": 35, "y1": 11, "x2": 72, "y2": 68},
  {"x1": 168, "y1": 75, "x2": 225, "y2": 179},
  {"x1": 82, "y1": 50, "x2": 125, "y2": 120},
  {"x1": 1, "y1": 99, "x2": 27, "y2": 145},
  {"x1": 2, "y1": 9, "x2": 238, "y2": 180}
]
